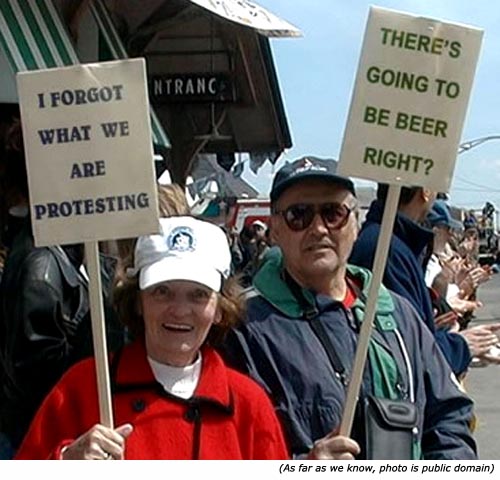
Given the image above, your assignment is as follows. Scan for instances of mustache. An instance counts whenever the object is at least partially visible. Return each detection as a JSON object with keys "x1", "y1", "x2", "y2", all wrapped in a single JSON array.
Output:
[{"x1": 304, "y1": 239, "x2": 335, "y2": 250}]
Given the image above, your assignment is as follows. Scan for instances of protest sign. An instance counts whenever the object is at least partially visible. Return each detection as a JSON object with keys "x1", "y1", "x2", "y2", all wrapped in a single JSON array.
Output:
[
  {"x1": 17, "y1": 58, "x2": 160, "y2": 247},
  {"x1": 338, "y1": 6, "x2": 483, "y2": 191},
  {"x1": 17, "y1": 58, "x2": 161, "y2": 428},
  {"x1": 337, "y1": 7, "x2": 483, "y2": 440}
]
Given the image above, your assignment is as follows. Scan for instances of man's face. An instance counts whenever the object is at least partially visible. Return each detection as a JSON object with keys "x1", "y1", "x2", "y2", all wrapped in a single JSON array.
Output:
[{"x1": 270, "y1": 179, "x2": 358, "y2": 284}]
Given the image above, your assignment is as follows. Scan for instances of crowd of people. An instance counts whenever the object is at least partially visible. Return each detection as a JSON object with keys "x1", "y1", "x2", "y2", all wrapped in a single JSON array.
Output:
[{"x1": 0, "y1": 117, "x2": 499, "y2": 460}]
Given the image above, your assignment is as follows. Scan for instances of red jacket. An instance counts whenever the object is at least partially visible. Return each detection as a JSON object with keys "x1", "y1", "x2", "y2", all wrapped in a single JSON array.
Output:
[{"x1": 16, "y1": 341, "x2": 288, "y2": 459}]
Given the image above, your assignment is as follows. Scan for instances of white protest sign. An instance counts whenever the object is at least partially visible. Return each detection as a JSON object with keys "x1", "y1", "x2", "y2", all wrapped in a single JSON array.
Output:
[
  {"x1": 17, "y1": 58, "x2": 160, "y2": 247},
  {"x1": 337, "y1": 8, "x2": 483, "y2": 441},
  {"x1": 338, "y1": 6, "x2": 483, "y2": 191}
]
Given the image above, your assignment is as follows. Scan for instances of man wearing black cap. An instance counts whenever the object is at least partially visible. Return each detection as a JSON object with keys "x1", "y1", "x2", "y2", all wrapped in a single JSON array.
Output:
[{"x1": 222, "y1": 157, "x2": 476, "y2": 460}]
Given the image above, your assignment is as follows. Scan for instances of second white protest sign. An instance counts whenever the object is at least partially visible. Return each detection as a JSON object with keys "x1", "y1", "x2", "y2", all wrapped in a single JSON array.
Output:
[
  {"x1": 336, "y1": 7, "x2": 483, "y2": 443},
  {"x1": 339, "y1": 6, "x2": 483, "y2": 190}
]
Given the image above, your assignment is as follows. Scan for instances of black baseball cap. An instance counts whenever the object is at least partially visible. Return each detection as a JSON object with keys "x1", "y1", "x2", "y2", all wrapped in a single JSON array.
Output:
[{"x1": 270, "y1": 157, "x2": 356, "y2": 202}]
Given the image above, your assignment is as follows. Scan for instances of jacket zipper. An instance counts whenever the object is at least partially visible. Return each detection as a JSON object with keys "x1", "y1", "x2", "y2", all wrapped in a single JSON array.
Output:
[{"x1": 185, "y1": 403, "x2": 202, "y2": 459}]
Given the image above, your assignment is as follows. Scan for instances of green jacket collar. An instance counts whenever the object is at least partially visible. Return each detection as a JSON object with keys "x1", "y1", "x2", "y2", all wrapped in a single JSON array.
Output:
[{"x1": 253, "y1": 251, "x2": 395, "y2": 331}]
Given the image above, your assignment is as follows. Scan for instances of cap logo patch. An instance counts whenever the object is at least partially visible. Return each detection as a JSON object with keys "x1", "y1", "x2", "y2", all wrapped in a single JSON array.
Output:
[
  {"x1": 301, "y1": 158, "x2": 313, "y2": 168},
  {"x1": 293, "y1": 157, "x2": 327, "y2": 176},
  {"x1": 167, "y1": 226, "x2": 196, "y2": 252}
]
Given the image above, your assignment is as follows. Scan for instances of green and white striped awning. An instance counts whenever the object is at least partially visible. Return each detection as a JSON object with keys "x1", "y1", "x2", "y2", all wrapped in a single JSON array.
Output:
[
  {"x1": 0, "y1": 0, "x2": 170, "y2": 149},
  {"x1": 0, "y1": 0, "x2": 78, "y2": 69}
]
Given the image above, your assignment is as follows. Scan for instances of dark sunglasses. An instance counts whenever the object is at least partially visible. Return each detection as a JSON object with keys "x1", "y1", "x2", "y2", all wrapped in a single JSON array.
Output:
[{"x1": 274, "y1": 202, "x2": 352, "y2": 232}]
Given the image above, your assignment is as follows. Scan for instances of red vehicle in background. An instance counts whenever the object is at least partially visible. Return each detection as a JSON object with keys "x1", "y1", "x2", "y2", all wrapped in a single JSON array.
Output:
[{"x1": 226, "y1": 198, "x2": 270, "y2": 232}]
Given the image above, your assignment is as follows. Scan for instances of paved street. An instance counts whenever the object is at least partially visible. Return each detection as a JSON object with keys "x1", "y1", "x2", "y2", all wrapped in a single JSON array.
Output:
[{"x1": 464, "y1": 272, "x2": 500, "y2": 459}]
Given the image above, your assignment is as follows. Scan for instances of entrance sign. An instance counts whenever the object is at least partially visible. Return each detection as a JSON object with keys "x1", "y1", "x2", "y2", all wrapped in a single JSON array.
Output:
[
  {"x1": 337, "y1": 8, "x2": 483, "y2": 441},
  {"x1": 339, "y1": 6, "x2": 483, "y2": 191},
  {"x1": 17, "y1": 58, "x2": 160, "y2": 247},
  {"x1": 150, "y1": 74, "x2": 235, "y2": 103}
]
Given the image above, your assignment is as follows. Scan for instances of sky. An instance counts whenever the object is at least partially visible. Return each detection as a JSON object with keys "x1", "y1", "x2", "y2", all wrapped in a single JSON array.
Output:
[{"x1": 241, "y1": 0, "x2": 500, "y2": 209}]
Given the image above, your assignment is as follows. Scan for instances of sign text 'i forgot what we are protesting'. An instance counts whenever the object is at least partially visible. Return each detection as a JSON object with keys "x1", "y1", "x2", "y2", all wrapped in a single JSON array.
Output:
[{"x1": 17, "y1": 59, "x2": 160, "y2": 247}]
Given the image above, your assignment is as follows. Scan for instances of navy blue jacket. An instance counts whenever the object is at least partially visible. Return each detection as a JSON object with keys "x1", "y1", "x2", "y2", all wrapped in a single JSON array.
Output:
[
  {"x1": 222, "y1": 260, "x2": 477, "y2": 459},
  {"x1": 350, "y1": 200, "x2": 471, "y2": 376}
]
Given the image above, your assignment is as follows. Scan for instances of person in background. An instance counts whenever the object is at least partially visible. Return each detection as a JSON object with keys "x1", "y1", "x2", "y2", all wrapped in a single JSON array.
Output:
[
  {"x1": 457, "y1": 228, "x2": 480, "y2": 265},
  {"x1": 426, "y1": 202, "x2": 485, "y2": 316},
  {"x1": 235, "y1": 224, "x2": 257, "y2": 287},
  {"x1": 16, "y1": 217, "x2": 288, "y2": 460},
  {"x1": 158, "y1": 183, "x2": 190, "y2": 217},
  {"x1": 463, "y1": 210, "x2": 478, "y2": 230},
  {"x1": 454, "y1": 227, "x2": 484, "y2": 326},
  {"x1": 251, "y1": 220, "x2": 267, "y2": 242},
  {"x1": 222, "y1": 157, "x2": 476, "y2": 460},
  {"x1": 251, "y1": 220, "x2": 271, "y2": 273},
  {"x1": 424, "y1": 200, "x2": 499, "y2": 364},
  {"x1": 350, "y1": 185, "x2": 472, "y2": 378}
]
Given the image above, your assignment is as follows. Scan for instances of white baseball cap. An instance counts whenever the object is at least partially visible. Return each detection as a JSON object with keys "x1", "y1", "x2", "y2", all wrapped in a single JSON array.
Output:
[{"x1": 129, "y1": 216, "x2": 231, "y2": 292}]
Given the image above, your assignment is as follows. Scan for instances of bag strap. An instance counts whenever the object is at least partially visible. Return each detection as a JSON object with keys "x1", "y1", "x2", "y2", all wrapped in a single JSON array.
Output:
[{"x1": 283, "y1": 271, "x2": 349, "y2": 386}]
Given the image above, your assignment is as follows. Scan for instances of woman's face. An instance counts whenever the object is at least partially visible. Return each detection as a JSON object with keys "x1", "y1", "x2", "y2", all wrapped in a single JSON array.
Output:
[{"x1": 139, "y1": 280, "x2": 220, "y2": 366}]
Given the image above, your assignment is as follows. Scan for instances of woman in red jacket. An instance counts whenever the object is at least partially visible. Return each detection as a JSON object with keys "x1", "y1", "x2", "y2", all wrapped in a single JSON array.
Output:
[{"x1": 16, "y1": 216, "x2": 288, "y2": 460}]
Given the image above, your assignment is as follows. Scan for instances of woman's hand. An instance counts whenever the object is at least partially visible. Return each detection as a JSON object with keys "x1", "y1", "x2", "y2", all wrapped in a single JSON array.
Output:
[
  {"x1": 62, "y1": 423, "x2": 133, "y2": 460},
  {"x1": 308, "y1": 431, "x2": 360, "y2": 460}
]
